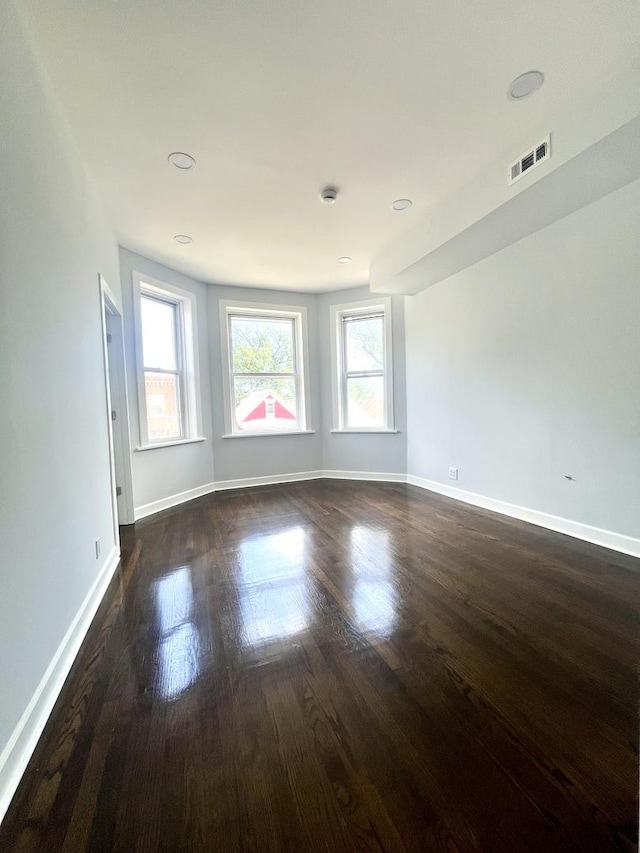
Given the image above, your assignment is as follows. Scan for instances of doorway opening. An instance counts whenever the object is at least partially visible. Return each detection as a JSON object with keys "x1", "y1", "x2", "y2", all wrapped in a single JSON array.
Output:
[{"x1": 99, "y1": 274, "x2": 134, "y2": 544}]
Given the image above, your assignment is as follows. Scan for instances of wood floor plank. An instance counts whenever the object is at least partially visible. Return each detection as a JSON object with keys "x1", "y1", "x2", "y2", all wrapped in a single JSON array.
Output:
[{"x1": 0, "y1": 481, "x2": 637, "y2": 852}]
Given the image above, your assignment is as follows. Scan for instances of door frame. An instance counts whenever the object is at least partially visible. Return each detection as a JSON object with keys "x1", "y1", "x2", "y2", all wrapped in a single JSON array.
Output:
[{"x1": 99, "y1": 274, "x2": 135, "y2": 541}]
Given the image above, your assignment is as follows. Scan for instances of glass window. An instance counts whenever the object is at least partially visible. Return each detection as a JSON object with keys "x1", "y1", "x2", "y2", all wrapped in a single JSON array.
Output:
[
  {"x1": 223, "y1": 306, "x2": 308, "y2": 434},
  {"x1": 134, "y1": 274, "x2": 201, "y2": 449},
  {"x1": 333, "y1": 301, "x2": 393, "y2": 431},
  {"x1": 139, "y1": 292, "x2": 183, "y2": 441},
  {"x1": 140, "y1": 285, "x2": 187, "y2": 444}
]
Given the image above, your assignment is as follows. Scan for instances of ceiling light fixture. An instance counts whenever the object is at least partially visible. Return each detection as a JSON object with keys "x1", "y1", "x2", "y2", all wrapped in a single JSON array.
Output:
[
  {"x1": 174, "y1": 234, "x2": 193, "y2": 244},
  {"x1": 508, "y1": 71, "x2": 544, "y2": 101},
  {"x1": 168, "y1": 151, "x2": 196, "y2": 170},
  {"x1": 392, "y1": 199, "x2": 412, "y2": 211},
  {"x1": 337, "y1": 256, "x2": 352, "y2": 264}
]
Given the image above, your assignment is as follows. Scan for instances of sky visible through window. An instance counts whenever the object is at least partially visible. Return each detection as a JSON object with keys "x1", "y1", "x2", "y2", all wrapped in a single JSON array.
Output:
[{"x1": 141, "y1": 296, "x2": 176, "y2": 369}]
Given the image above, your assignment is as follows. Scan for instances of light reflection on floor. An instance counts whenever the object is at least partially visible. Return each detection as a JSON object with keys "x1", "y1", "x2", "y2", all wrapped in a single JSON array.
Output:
[
  {"x1": 152, "y1": 566, "x2": 201, "y2": 701},
  {"x1": 149, "y1": 524, "x2": 398, "y2": 678},
  {"x1": 238, "y1": 527, "x2": 309, "y2": 648},
  {"x1": 350, "y1": 525, "x2": 397, "y2": 636}
]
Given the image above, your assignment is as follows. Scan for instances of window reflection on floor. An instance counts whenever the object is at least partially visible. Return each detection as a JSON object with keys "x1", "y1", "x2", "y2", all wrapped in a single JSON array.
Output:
[
  {"x1": 238, "y1": 527, "x2": 309, "y2": 648},
  {"x1": 350, "y1": 525, "x2": 397, "y2": 636},
  {"x1": 152, "y1": 566, "x2": 200, "y2": 701}
]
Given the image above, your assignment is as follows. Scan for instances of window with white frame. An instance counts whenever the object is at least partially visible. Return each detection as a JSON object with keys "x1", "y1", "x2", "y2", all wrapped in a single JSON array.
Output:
[
  {"x1": 134, "y1": 273, "x2": 201, "y2": 447},
  {"x1": 331, "y1": 298, "x2": 394, "y2": 431},
  {"x1": 220, "y1": 302, "x2": 310, "y2": 435}
]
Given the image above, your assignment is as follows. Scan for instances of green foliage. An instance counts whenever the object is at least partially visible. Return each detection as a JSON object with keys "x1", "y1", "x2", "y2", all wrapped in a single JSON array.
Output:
[
  {"x1": 231, "y1": 318, "x2": 295, "y2": 403},
  {"x1": 344, "y1": 317, "x2": 384, "y2": 419},
  {"x1": 345, "y1": 317, "x2": 383, "y2": 372},
  {"x1": 232, "y1": 318, "x2": 293, "y2": 372}
]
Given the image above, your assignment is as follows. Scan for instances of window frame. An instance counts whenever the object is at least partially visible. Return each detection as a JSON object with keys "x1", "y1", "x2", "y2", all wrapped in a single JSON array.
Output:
[
  {"x1": 219, "y1": 300, "x2": 312, "y2": 437},
  {"x1": 330, "y1": 297, "x2": 395, "y2": 433},
  {"x1": 132, "y1": 271, "x2": 203, "y2": 449}
]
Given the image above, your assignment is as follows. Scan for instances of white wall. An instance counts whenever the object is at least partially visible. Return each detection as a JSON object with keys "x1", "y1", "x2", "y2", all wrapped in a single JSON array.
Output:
[
  {"x1": 206, "y1": 284, "x2": 323, "y2": 483},
  {"x1": 405, "y1": 179, "x2": 640, "y2": 539},
  {"x1": 119, "y1": 248, "x2": 216, "y2": 509},
  {"x1": 118, "y1": 259, "x2": 408, "y2": 506},
  {"x1": 317, "y1": 286, "x2": 407, "y2": 475},
  {"x1": 0, "y1": 0, "x2": 120, "y2": 812}
]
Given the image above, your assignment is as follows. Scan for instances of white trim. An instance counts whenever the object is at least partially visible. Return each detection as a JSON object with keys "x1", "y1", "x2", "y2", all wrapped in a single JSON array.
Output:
[
  {"x1": 134, "y1": 471, "x2": 324, "y2": 518},
  {"x1": 2, "y1": 474, "x2": 632, "y2": 827},
  {"x1": 322, "y1": 470, "x2": 406, "y2": 482},
  {"x1": 134, "y1": 436, "x2": 207, "y2": 451},
  {"x1": 0, "y1": 546, "x2": 120, "y2": 826},
  {"x1": 132, "y1": 470, "x2": 640, "y2": 558},
  {"x1": 330, "y1": 429, "x2": 400, "y2": 434},
  {"x1": 134, "y1": 470, "x2": 407, "y2": 518},
  {"x1": 100, "y1": 275, "x2": 135, "y2": 526},
  {"x1": 214, "y1": 470, "x2": 325, "y2": 492},
  {"x1": 222, "y1": 430, "x2": 316, "y2": 439},
  {"x1": 131, "y1": 270, "x2": 202, "y2": 449},
  {"x1": 99, "y1": 275, "x2": 121, "y2": 546},
  {"x1": 329, "y1": 297, "x2": 394, "y2": 431},
  {"x1": 407, "y1": 475, "x2": 640, "y2": 558},
  {"x1": 218, "y1": 299, "x2": 312, "y2": 436},
  {"x1": 99, "y1": 274, "x2": 123, "y2": 316},
  {"x1": 134, "y1": 481, "x2": 219, "y2": 520}
]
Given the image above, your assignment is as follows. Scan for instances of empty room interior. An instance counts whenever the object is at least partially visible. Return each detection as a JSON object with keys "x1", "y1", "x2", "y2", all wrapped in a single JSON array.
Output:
[{"x1": 1, "y1": 0, "x2": 639, "y2": 850}]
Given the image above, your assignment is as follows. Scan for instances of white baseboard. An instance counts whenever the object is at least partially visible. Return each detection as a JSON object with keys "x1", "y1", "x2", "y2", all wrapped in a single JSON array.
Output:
[
  {"x1": 407, "y1": 474, "x2": 640, "y2": 558},
  {"x1": 134, "y1": 472, "x2": 326, "y2": 518},
  {"x1": 134, "y1": 470, "x2": 408, "y2": 519},
  {"x1": 322, "y1": 470, "x2": 407, "y2": 483},
  {"x1": 134, "y1": 481, "x2": 218, "y2": 520},
  {"x1": 0, "y1": 545, "x2": 120, "y2": 826},
  {"x1": 2, "y1": 474, "x2": 635, "y2": 828},
  {"x1": 213, "y1": 470, "x2": 324, "y2": 492},
  {"x1": 133, "y1": 470, "x2": 638, "y2": 558}
]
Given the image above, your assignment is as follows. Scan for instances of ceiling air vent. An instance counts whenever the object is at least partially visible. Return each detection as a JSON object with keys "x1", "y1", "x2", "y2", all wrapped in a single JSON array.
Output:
[{"x1": 508, "y1": 135, "x2": 551, "y2": 185}]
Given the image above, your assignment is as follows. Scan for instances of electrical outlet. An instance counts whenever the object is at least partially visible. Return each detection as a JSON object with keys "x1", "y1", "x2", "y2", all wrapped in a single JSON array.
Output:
[
  {"x1": 448, "y1": 467, "x2": 459, "y2": 481},
  {"x1": 95, "y1": 538, "x2": 101, "y2": 559}
]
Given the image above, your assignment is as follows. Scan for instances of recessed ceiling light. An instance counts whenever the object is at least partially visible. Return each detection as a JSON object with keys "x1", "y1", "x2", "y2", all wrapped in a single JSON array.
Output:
[
  {"x1": 168, "y1": 151, "x2": 196, "y2": 170},
  {"x1": 337, "y1": 256, "x2": 352, "y2": 264},
  {"x1": 392, "y1": 199, "x2": 412, "y2": 211},
  {"x1": 174, "y1": 234, "x2": 193, "y2": 244},
  {"x1": 508, "y1": 71, "x2": 544, "y2": 101}
]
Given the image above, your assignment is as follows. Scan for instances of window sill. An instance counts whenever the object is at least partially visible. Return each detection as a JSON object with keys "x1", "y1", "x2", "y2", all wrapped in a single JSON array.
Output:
[
  {"x1": 135, "y1": 436, "x2": 207, "y2": 451},
  {"x1": 222, "y1": 430, "x2": 316, "y2": 439},
  {"x1": 330, "y1": 429, "x2": 400, "y2": 434}
]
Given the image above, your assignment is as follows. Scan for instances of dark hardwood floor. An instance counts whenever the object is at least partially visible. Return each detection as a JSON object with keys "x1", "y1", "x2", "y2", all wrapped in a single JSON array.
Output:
[{"x1": 1, "y1": 480, "x2": 638, "y2": 852}]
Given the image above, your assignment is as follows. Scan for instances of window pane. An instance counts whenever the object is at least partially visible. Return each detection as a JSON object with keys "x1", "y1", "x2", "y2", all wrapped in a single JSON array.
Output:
[
  {"x1": 230, "y1": 316, "x2": 294, "y2": 374},
  {"x1": 234, "y1": 376, "x2": 298, "y2": 432},
  {"x1": 141, "y1": 296, "x2": 177, "y2": 370},
  {"x1": 345, "y1": 316, "x2": 383, "y2": 372},
  {"x1": 148, "y1": 393, "x2": 165, "y2": 418},
  {"x1": 346, "y1": 376, "x2": 384, "y2": 428},
  {"x1": 145, "y1": 372, "x2": 181, "y2": 440}
]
